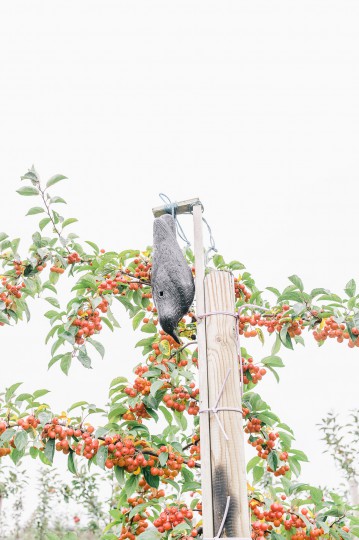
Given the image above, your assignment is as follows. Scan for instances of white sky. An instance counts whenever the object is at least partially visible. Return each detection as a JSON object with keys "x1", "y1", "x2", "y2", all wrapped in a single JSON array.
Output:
[{"x1": 0, "y1": 0, "x2": 358, "y2": 524}]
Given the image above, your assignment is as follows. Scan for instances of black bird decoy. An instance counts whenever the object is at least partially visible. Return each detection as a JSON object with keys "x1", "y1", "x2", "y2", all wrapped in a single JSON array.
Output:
[{"x1": 152, "y1": 214, "x2": 195, "y2": 343}]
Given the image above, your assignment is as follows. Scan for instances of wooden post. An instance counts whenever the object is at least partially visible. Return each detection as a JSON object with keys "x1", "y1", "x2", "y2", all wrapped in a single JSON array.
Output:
[
  {"x1": 152, "y1": 199, "x2": 250, "y2": 539},
  {"x1": 193, "y1": 203, "x2": 214, "y2": 539},
  {"x1": 204, "y1": 271, "x2": 250, "y2": 538}
]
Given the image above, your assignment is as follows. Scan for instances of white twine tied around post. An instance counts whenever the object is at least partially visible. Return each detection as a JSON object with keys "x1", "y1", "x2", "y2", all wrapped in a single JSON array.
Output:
[{"x1": 197, "y1": 304, "x2": 269, "y2": 441}]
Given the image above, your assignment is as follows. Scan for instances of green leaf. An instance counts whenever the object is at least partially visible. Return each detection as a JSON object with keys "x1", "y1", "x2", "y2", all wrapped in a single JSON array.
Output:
[
  {"x1": 310, "y1": 288, "x2": 329, "y2": 298},
  {"x1": 150, "y1": 380, "x2": 164, "y2": 397},
  {"x1": 16, "y1": 186, "x2": 39, "y2": 196},
  {"x1": 137, "y1": 530, "x2": 161, "y2": 540},
  {"x1": 278, "y1": 431, "x2": 293, "y2": 448},
  {"x1": 44, "y1": 438, "x2": 55, "y2": 464},
  {"x1": 288, "y1": 274, "x2": 304, "y2": 292},
  {"x1": 266, "y1": 365, "x2": 280, "y2": 383},
  {"x1": 267, "y1": 451, "x2": 279, "y2": 471},
  {"x1": 60, "y1": 353, "x2": 72, "y2": 375},
  {"x1": 182, "y1": 481, "x2": 201, "y2": 493},
  {"x1": 159, "y1": 405, "x2": 172, "y2": 425},
  {"x1": 87, "y1": 338, "x2": 105, "y2": 358},
  {"x1": 247, "y1": 455, "x2": 261, "y2": 472},
  {"x1": 0, "y1": 428, "x2": 15, "y2": 443},
  {"x1": 11, "y1": 448, "x2": 25, "y2": 465},
  {"x1": 62, "y1": 217, "x2": 78, "y2": 228},
  {"x1": 0, "y1": 311, "x2": 10, "y2": 325},
  {"x1": 279, "y1": 325, "x2": 293, "y2": 350},
  {"x1": 33, "y1": 389, "x2": 50, "y2": 399},
  {"x1": 289, "y1": 456, "x2": 301, "y2": 476},
  {"x1": 290, "y1": 449, "x2": 309, "y2": 462},
  {"x1": 110, "y1": 376, "x2": 128, "y2": 387},
  {"x1": 266, "y1": 286, "x2": 281, "y2": 297},
  {"x1": 67, "y1": 452, "x2": 77, "y2": 474},
  {"x1": 271, "y1": 533, "x2": 287, "y2": 540},
  {"x1": 45, "y1": 297, "x2": 60, "y2": 308},
  {"x1": 102, "y1": 317, "x2": 114, "y2": 332},
  {"x1": 132, "y1": 310, "x2": 145, "y2": 330},
  {"x1": 39, "y1": 217, "x2": 51, "y2": 231},
  {"x1": 68, "y1": 400, "x2": 88, "y2": 412},
  {"x1": 124, "y1": 474, "x2": 140, "y2": 497},
  {"x1": 26, "y1": 207, "x2": 44, "y2": 216},
  {"x1": 85, "y1": 240, "x2": 100, "y2": 254},
  {"x1": 49, "y1": 196, "x2": 66, "y2": 204},
  {"x1": 143, "y1": 467, "x2": 160, "y2": 488},
  {"x1": 14, "y1": 430, "x2": 28, "y2": 451},
  {"x1": 5, "y1": 382, "x2": 22, "y2": 402},
  {"x1": 46, "y1": 174, "x2": 67, "y2": 188},
  {"x1": 0, "y1": 232, "x2": 8, "y2": 242},
  {"x1": 228, "y1": 260, "x2": 245, "y2": 270},
  {"x1": 114, "y1": 465, "x2": 125, "y2": 485},
  {"x1": 345, "y1": 279, "x2": 356, "y2": 298},
  {"x1": 96, "y1": 445, "x2": 108, "y2": 470},
  {"x1": 213, "y1": 254, "x2": 225, "y2": 268},
  {"x1": 159, "y1": 340, "x2": 171, "y2": 357},
  {"x1": 253, "y1": 465, "x2": 264, "y2": 484},
  {"x1": 172, "y1": 522, "x2": 191, "y2": 534},
  {"x1": 158, "y1": 452, "x2": 168, "y2": 467},
  {"x1": 30, "y1": 447, "x2": 38, "y2": 459},
  {"x1": 141, "y1": 322, "x2": 157, "y2": 333},
  {"x1": 262, "y1": 355, "x2": 284, "y2": 367},
  {"x1": 78, "y1": 350, "x2": 92, "y2": 369},
  {"x1": 309, "y1": 486, "x2": 323, "y2": 504}
]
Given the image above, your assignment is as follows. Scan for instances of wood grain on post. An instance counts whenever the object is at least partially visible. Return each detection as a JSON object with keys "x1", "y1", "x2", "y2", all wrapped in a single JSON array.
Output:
[
  {"x1": 193, "y1": 203, "x2": 214, "y2": 539},
  {"x1": 204, "y1": 271, "x2": 250, "y2": 538}
]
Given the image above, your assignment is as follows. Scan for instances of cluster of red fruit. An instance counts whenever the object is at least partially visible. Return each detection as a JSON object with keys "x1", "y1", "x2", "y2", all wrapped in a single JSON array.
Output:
[
  {"x1": 41, "y1": 418, "x2": 86, "y2": 455},
  {"x1": 148, "y1": 446, "x2": 185, "y2": 479},
  {"x1": 148, "y1": 339, "x2": 182, "y2": 365},
  {"x1": 242, "y1": 358, "x2": 267, "y2": 385},
  {"x1": 118, "y1": 508, "x2": 150, "y2": 540},
  {"x1": 127, "y1": 485, "x2": 165, "y2": 505},
  {"x1": 157, "y1": 330, "x2": 182, "y2": 353},
  {"x1": 239, "y1": 306, "x2": 303, "y2": 339},
  {"x1": 132, "y1": 258, "x2": 152, "y2": 281},
  {"x1": 153, "y1": 504, "x2": 196, "y2": 536},
  {"x1": 163, "y1": 384, "x2": 199, "y2": 415},
  {"x1": 102, "y1": 436, "x2": 139, "y2": 471},
  {"x1": 313, "y1": 316, "x2": 359, "y2": 348},
  {"x1": 188, "y1": 438, "x2": 200, "y2": 466},
  {"x1": 244, "y1": 416, "x2": 263, "y2": 434},
  {"x1": 251, "y1": 500, "x2": 290, "y2": 538},
  {"x1": 36, "y1": 261, "x2": 47, "y2": 272},
  {"x1": 67, "y1": 252, "x2": 81, "y2": 264},
  {"x1": 1, "y1": 277, "x2": 25, "y2": 300},
  {"x1": 124, "y1": 372, "x2": 152, "y2": 397},
  {"x1": 243, "y1": 412, "x2": 290, "y2": 476},
  {"x1": 98, "y1": 276, "x2": 121, "y2": 295},
  {"x1": 250, "y1": 497, "x2": 340, "y2": 540},
  {"x1": 17, "y1": 415, "x2": 41, "y2": 430},
  {"x1": 122, "y1": 402, "x2": 151, "y2": 422},
  {"x1": 50, "y1": 265, "x2": 65, "y2": 274},
  {"x1": 73, "y1": 428, "x2": 99, "y2": 459},
  {"x1": 13, "y1": 260, "x2": 24, "y2": 276},
  {"x1": 71, "y1": 306, "x2": 104, "y2": 344},
  {"x1": 234, "y1": 277, "x2": 252, "y2": 302}
]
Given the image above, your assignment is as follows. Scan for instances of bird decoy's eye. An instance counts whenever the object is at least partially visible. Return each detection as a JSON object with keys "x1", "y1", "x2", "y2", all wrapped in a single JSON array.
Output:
[{"x1": 159, "y1": 291, "x2": 164, "y2": 297}]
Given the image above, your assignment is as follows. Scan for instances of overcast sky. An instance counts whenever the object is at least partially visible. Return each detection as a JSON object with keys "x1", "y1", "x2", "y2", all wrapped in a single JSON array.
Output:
[{"x1": 0, "y1": 0, "x2": 358, "y2": 524}]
